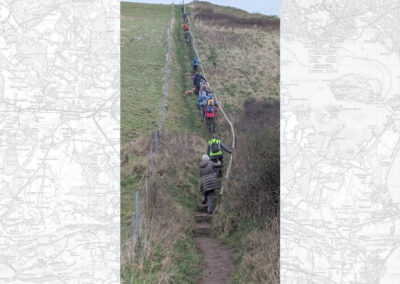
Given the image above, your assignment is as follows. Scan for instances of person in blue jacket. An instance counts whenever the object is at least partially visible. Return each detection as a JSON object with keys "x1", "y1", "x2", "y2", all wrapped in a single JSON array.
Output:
[
  {"x1": 198, "y1": 91, "x2": 208, "y2": 117},
  {"x1": 192, "y1": 57, "x2": 200, "y2": 71}
]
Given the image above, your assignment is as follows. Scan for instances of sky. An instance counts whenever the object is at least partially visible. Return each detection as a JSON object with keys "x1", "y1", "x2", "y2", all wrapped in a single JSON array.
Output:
[{"x1": 122, "y1": 0, "x2": 280, "y2": 17}]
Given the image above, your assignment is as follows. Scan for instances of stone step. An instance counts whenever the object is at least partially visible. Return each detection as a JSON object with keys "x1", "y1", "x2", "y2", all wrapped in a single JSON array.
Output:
[
  {"x1": 196, "y1": 204, "x2": 208, "y2": 213},
  {"x1": 194, "y1": 222, "x2": 210, "y2": 236},
  {"x1": 195, "y1": 212, "x2": 212, "y2": 223}
]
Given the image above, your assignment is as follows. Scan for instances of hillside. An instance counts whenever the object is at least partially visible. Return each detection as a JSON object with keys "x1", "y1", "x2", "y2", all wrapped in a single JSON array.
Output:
[
  {"x1": 188, "y1": 2, "x2": 279, "y2": 110},
  {"x1": 121, "y1": 2, "x2": 280, "y2": 283},
  {"x1": 121, "y1": 2, "x2": 172, "y2": 145},
  {"x1": 121, "y1": 3, "x2": 203, "y2": 283},
  {"x1": 186, "y1": 2, "x2": 280, "y2": 283}
]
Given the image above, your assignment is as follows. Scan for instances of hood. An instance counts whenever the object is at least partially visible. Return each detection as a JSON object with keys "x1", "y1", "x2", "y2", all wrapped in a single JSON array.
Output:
[{"x1": 199, "y1": 161, "x2": 209, "y2": 168}]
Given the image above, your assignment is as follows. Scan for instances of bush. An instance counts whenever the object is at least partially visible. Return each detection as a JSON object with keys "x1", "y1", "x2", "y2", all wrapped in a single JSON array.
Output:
[
  {"x1": 228, "y1": 98, "x2": 280, "y2": 220},
  {"x1": 213, "y1": 98, "x2": 280, "y2": 283}
]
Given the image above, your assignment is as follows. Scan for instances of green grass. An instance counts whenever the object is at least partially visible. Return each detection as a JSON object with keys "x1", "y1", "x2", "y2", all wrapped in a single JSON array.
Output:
[
  {"x1": 164, "y1": 6, "x2": 209, "y2": 140},
  {"x1": 187, "y1": 3, "x2": 280, "y2": 283},
  {"x1": 121, "y1": 2, "x2": 279, "y2": 283},
  {"x1": 121, "y1": 2, "x2": 172, "y2": 146},
  {"x1": 187, "y1": 2, "x2": 280, "y2": 111},
  {"x1": 170, "y1": 238, "x2": 203, "y2": 283},
  {"x1": 122, "y1": 237, "x2": 201, "y2": 284},
  {"x1": 121, "y1": 5, "x2": 205, "y2": 283},
  {"x1": 120, "y1": 175, "x2": 143, "y2": 243},
  {"x1": 120, "y1": 0, "x2": 171, "y2": 244}
]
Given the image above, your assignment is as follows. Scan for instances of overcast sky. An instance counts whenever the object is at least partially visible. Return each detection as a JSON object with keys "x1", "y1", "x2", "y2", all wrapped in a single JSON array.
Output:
[{"x1": 122, "y1": 0, "x2": 280, "y2": 16}]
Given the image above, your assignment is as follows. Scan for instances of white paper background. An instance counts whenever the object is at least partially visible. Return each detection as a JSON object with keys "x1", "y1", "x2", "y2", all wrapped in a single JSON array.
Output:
[
  {"x1": 0, "y1": 0, "x2": 120, "y2": 283},
  {"x1": 281, "y1": 0, "x2": 400, "y2": 283}
]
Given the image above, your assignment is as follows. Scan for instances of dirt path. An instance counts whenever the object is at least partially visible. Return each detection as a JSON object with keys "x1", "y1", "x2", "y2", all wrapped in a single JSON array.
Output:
[{"x1": 194, "y1": 206, "x2": 234, "y2": 284}]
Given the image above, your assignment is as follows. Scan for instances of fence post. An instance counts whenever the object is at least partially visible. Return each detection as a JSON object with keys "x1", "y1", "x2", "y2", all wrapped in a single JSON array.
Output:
[
  {"x1": 150, "y1": 146, "x2": 154, "y2": 176},
  {"x1": 135, "y1": 191, "x2": 140, "y2": 244}
]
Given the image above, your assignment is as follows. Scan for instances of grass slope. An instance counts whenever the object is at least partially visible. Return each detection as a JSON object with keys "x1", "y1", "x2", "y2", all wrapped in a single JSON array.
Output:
[
  {"x1": 121, "y1": 2, "x2": 171, "y2": 146},
  {"x1": 187, "y1": 2, "x2": 279, "y2": 113},
  {"x1": 121, "y1": 3, "x2": 203, "y2": 283},
  {"x1": 164, "y1": 6, "x2": 208, "y2": 139},
  {"x1": 121, "y1": 1, "x2": 280, "y2": 283},
  {"x1": 187, "y1": 3, "x2": 280, "y2": 283},
  {"x1": 120, "y1": 1, "x2": 171, "y2": 245}
]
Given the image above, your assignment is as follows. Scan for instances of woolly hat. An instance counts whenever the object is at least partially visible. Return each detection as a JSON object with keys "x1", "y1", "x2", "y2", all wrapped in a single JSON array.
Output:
[{"x1": 202, "y1": 154, "x2": 210, "y2": 161}]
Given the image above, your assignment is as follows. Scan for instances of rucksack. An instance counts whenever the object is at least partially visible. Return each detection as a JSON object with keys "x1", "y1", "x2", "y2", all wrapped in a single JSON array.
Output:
[
  {"x1": 207, "y1": 105, "x2": 213, "y2": 113},
  {"x1": 211, "y1": 140, "x2": 220, "y2": 153}
]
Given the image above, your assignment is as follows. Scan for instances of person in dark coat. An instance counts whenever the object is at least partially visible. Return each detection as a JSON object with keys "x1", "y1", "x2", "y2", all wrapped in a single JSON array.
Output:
[
  {"x1": 199, "y1": 154, "x2": 220, "y2": 213},
  {"x1": 193, "y1": 73, "x2": 206, "y2": 94}
]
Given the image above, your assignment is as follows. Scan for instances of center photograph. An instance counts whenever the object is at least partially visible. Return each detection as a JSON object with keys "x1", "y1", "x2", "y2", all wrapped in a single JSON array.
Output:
[{"x1": 120, "y1": 1, "x2": 280, "y2": 283}]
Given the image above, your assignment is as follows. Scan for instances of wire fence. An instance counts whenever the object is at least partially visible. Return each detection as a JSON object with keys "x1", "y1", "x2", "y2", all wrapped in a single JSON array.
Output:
[
  {"x1": 131, "y1": 1, "x2": 236, "y2": 245},
  {"x1": 183, "y1": 2, "x2": 235, "y2": 193},
  {"x1": 132, "y1": 4, "x2": 174, "y2": 245}
]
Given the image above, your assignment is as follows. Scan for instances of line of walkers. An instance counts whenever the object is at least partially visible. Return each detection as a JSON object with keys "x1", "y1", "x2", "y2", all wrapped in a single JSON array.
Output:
[
  {"x1": 181, "y1": 5, "x2": 232, "y2": 214},
  {"x1": 200, "y1": 134, "x2": 232, "y2": 214}
]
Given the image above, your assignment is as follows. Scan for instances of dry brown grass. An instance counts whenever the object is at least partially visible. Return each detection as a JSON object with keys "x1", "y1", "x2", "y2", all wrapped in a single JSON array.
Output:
[
  {"x1": 240, "y1": 217, "x2": 280, "y2": 283},
  {"x1": 194, "y1": 7, "x2": 279, "y2": 30},
  {"x1": 212, "y1": 99, "x2": 280, "y2": 283},
  {"x1": 121, "y1": 131, "x2": 206, "y2": 283},
  {"x1": 122, "y1": 177, "x2": 192, "y2": 283},
  {"x1": 121, "y1": 134, "x2": 150, "y2": 177},
  {"x1": 185, "y1": 4, "x2": 280, "y2": 282},
  {"x1": 188, "y1": 2, "x2": 280, "y2": 112}
]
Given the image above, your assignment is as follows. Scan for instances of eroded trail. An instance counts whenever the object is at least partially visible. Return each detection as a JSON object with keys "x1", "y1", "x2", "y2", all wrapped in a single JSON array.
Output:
[{"x1": 194, "y1": 205, "x2": 234, "y2": 284}]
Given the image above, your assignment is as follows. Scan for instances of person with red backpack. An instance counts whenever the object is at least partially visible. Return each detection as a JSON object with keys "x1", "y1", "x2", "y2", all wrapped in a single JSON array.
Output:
[
  {"x1": 205, "y1": 95, "x2": 218, "y2": 132},
  {"x1": 183, "y1": 23, "x2": 189, "y2": 31}
]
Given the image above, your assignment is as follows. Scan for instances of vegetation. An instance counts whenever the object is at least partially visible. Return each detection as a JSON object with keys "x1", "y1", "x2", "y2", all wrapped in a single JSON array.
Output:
[
  {"x1": 164, "y1": 6, "x2": 208, "y2": 139},
  {"x1": 121, "y1": 3, "x2": 205, "y2": 283},
  {"x1": 188, "y1": 2, "x2": 280, "y2": 112},
  {"x1": 121, "y1": 1, "x2": 280, "y2": 283},
  {"x1": 121, "y1": 132, "x2": 205, "y2": 283},
  {"x1": 188, "y1": 2, "x2": 280, "y2": 283},
  {"x1": 194, "y1": 7, "x2": 279, "y2": 30},
  {"x1": 121, "y1": 2, "x2": 171, "y2": 145}
]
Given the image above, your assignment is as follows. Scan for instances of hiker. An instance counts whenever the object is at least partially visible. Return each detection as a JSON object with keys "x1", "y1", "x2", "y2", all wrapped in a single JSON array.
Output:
[
  {"x1": 192, "y1": 57, "x2": 200, "y2": 71},
  {"x1": 183, "y1": 12, "x2": 187, "y2": 21},
  {"x1": 181, "y1": 5, "x2": 184, "y2": 14},
  {"x1": 199, "y1": 84, "x2": 212, "y2": 96},
  {"x1": 205, "y1": 94, "x2": 219, "y2": 114},
  {"x1": 198, "y1": 91, "x2": 208, "y2": 117},
  {"x1": 183, "y1": 23, "x2": 189, "y2": 31},
  {"x1": 204, "y1": 95, "x2": 218, "y2": 132},
  {"x1": 193, "y1": 73, "x2": 206, "y2": 95},
  {"x1": 184, "y1": 30, "x2": 190, "y2": 43},
  {"x1": 199, "y1": 154, "x2": 221, "y2": 213},
  {"x1": 207, "y1": 133, "x2": 232, "y2": 177}
]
